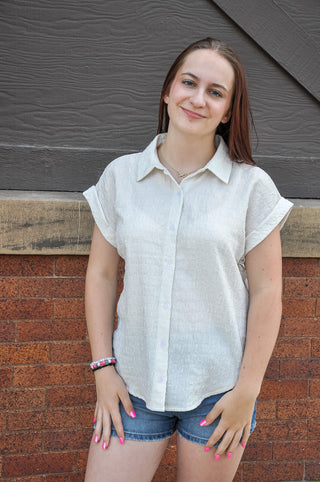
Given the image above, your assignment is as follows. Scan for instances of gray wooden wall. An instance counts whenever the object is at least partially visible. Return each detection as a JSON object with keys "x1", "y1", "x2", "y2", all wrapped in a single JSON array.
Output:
[{"x1": 1, "y1": 0, "x2": 319, "y2": 197}]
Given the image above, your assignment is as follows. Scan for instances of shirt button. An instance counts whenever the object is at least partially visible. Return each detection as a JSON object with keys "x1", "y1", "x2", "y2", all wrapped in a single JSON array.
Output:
[
  {"x1": 163, "y1": 303, "x2": 169, "y2": 310},
  {"x1": 160, "y1": 341, "x2": 166, "y2": 348},
  {"x1": 169, "y1": 224, "x2": 175, "y2": 231},
  {"x1": 157, "y1": 377, "x2": 164, "y2": 383},
  {"x1": 176, "y1": 191, "x2": 181, "y2": 197}
]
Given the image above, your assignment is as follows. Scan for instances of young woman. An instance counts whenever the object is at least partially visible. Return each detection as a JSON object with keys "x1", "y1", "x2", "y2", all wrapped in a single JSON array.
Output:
[{"x1": 83, "y1": 38, "x2": 293, "y2": 482}]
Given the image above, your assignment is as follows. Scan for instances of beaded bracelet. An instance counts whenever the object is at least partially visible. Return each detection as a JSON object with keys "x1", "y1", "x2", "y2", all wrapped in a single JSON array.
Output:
[{"x1": 90, "y1": 357, "x2": 116, "y2": 372}]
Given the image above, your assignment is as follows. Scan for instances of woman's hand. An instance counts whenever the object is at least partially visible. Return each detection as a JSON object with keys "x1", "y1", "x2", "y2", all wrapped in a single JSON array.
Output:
[
  {"x1": 202, "y1": 387, "x2": 256, "y2": 457},
  {"x1": 92, "y1": 367, "x2": 136, "y2": 449}
]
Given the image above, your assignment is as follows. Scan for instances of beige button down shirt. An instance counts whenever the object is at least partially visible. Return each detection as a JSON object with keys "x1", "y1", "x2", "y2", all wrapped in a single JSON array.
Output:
[{"x1": 84, "y1": 134, "x2": 293, "y2": 411}]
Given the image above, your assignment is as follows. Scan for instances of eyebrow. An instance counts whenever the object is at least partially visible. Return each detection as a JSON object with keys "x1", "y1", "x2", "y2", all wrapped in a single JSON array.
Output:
[{"x1": 181, "y1": 72, "x2": 229, "y2": 92}]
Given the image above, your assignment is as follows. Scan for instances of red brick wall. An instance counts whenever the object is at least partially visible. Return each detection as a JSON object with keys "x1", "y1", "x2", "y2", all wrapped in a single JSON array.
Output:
[{"x1": 0, "y1": 256, "x2": 319, "y2": 481}]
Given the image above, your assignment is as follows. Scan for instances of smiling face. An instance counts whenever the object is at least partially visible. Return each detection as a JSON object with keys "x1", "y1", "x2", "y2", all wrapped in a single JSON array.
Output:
[{"x1": 164, "y1": 49, "x2": 235, "y2": 141}]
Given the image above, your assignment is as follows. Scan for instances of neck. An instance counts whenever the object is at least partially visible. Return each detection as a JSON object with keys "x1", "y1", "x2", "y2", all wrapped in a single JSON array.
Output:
[{"x1": 159, "y1": 129, "x2": 216, "y2": 171}]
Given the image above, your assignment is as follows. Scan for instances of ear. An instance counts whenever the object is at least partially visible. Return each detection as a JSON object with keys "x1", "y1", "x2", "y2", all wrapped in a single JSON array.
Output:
[
  {"x1": 221, "y1": 110, "x2": 231, "y2": 124},
  {"x1": 164, "y1": 93, "x2": 169, "y2": 104}
]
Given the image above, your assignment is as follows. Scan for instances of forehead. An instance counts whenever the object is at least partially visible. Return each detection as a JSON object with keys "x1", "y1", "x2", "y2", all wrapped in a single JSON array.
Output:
[{"x1": 178, "y1": 49, "x2": 234, "y2": 88}]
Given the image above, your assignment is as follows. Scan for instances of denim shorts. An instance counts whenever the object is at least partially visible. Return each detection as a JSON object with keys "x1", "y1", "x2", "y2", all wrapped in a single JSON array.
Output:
[{"x1": 110, "y1": 392, "x2": 257, "y2": 446}]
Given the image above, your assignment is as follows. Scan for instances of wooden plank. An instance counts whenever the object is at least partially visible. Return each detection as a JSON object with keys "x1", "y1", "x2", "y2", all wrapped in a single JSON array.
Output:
[
  {"x1": 0, "y1": 193, "x2": 319, "y2": 257},
  {"x1": 212, "y1": 0, "x2": 320, "y2": 100}
]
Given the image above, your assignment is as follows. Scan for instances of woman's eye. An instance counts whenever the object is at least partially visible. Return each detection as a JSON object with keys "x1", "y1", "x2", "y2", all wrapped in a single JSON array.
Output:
[
  {"x1": 209, "y1": 89, "x2": 222, "y2": 98},
  {"x1": 182, "y1": 79, "x2": 195, "y2": 87}
]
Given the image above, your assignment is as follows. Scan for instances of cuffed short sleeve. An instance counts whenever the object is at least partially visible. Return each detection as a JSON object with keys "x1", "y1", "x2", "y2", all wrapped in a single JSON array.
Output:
[
  {"x1": 245, "y1": 169, "x2": 293, "y2": 255},
  {"x1": 83, "y1": 165, "x2": 117, "y2": 247}
]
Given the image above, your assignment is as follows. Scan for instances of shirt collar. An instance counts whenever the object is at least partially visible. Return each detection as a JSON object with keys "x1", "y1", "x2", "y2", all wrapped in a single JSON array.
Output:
[{"x1": 137, "y1": 134, "x2": 232, "y2": 184}]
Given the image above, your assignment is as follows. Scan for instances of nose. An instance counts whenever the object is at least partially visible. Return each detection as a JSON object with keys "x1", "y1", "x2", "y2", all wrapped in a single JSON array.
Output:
[{"x1": 190, "y1": 88, "x2": 206, "y2": 107}]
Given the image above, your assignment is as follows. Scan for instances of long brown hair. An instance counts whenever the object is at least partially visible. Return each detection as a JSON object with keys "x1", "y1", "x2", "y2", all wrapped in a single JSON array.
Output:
[{"x1": 157, "y1": 38, "x2": 256, "y2": 166}]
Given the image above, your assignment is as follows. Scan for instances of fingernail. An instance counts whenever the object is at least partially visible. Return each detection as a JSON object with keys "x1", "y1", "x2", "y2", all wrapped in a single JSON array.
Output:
[
  {"x1": 93, "y1": 417, "x2": 96, "y2": 423},
  {"x1": 94, "y1": 435, "x2": 99, "y2": 444},
  {"x1": 199, "y1": 419, "x2": 207, "y2": 426},
  {"x1": 227, "y1": 452, "x2": 232, "y2": 458},
  {"x1": 119, "y1": 437, "x2": 124, "y2": 445},
  {"x1": 204, "y1": 447, "x2": 210, "y2": 452},
  {"x1": 242, "y1": 442, "x2": 246, "y2": 448},
  {"x1": 102, "y1": 441, "x2": 107, "y2": 450},
  {"x1": 130, "y1": 410, "x2": 136, "y2": 418},
  {"x1": 215, "y1": 454, "x2": 220, "y2": 461}
]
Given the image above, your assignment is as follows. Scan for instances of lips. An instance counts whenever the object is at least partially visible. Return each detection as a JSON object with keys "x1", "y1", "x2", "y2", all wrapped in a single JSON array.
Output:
[{"x1": 181, "y1": 107, "x2": 206, "y2": 119}]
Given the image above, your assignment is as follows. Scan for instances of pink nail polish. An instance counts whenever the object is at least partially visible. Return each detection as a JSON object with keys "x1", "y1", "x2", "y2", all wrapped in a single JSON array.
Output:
[
  {"x1": 242, "y1": 442, "x2": 246, "y2": 448},
  {"x1": 93, "y1": 417, "x2": 96, "y2": 423},
  {"x1": 119, "y1": 437, "x2": 124, "y2": 445},
  {"x1": 204, "y1": 447, "x2": 210, "y2": 452},
  {"x1": 215, "y1": 454, "x2": 220, "y2": 461},
  {"x1": 130, "y1": 410, "x2": 136, "y2": 418},
  {"x1": 199, "y1": 419, "x2": 207, "y2": 426},
  {"x1": 102, "y1": 441, "x2": 107, "y2": 450},
  {"x1": 227, "y1": 452, "x2": 232, "y2": 458},
  {"x1": 94, "y1": 435, "x2": 99, "y2": 444}
]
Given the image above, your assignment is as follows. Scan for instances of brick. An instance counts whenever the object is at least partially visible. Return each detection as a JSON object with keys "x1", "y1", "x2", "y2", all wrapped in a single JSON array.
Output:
[
  {"x1": 46, "y1": 384, "x2": 95, "y2": 408},
  {"x1": 259, "y1": 380, "x2": 308, "y2": 399},
  {"x1": 243, "y1": 461, "x2": 304, "y2": 482},
  {"x1": 0, "y1": 278, "x2": 19, "y2": 298},
  {"x1": 284, "y1": 277, "x2": 320, "y2": 298},
  {"x1": 277, "y1": 399, "x2": 307, "y2": 419},
  {"x1": 256, "y1": 400, "x2": 276, "y2": 420},
  {"x1": 282, "y1": 298, "x2": 316, "y2": 317},
  {"x1": 0, "y1": 367, "x2": 12, "y2": 387},
  {"x1": 311, "y1": 338, "x2": 320, "y2": 357},
  {"x1": 316, "y1": 299, "x2": 320, "y2": 317},
  {"x1": 282, "y1": 258, "x2": 318, "y2": 277},
  {"x1": 50, "y1": 341, "x2": 91, "y2": 363},
  {"x1": 2, "y1": 452, "x2": 75, "y2": 477},
  {"x1": 19, "y1": 278, "x2": 85, "y2": 298},
  {"x1": 17, "y1": 319, "x2": 87, "y2": 342},
  {"x1": 84, "y1": 367, "x2": 95, "y2": 384},
  {"x1": 264, "y1": 359, "x2": 279, "y2": 379},
  {"x1": 13, "y1": 365, "x2": 83, "y2": 387},
  {"x1": 0, "y1": 255, "x2": 54, "y2": 277},
  {"x1": 305, "y1": 462, "x2": 320, "y2": 480},
  {"x1": 80, "y1": 407, "x2": 95, "y2": 428},
  {"x1": 55, "y1": 255, "x2": 88, "y2": 277},
  {"x1": 8, "y1": 407, "x2": 80, "y2": 431},
  {"x1": 251, "y1": 420, "x2": 307, "y2": 441},
  {"x1": 273, "y1": 440, "x2": 320, "y2": 460},
  {"x1": 160, "y1": 442, "x2": 177, "y2": 465},
  {"x1": 0, "y1": 343, "x2": 49, "y2": 366},
  {"x1": 0, "y1": 410, "x2": 7, "y2": 430},
  {"x1": 45, "y1": 474, "x2": 85, "y2": 482},
  {"x1": 273, "y1": 337, "x2": 310, "y2": 358},
  {"x1": 74, "y1": 450, "x2": 88, "y2": 471},
  {"x1": 43, "y1": 428, "x2": 92, "y2": 451},
  {"x1": 0, "y1": 388, "x2": 46, "y2": 410},
  {"x1": 283, "y1": 317, "x2": 320, "y2": 336},
  {"x1": 53, "y1": 299, "x2": 85, "y2": 319},
  {"x1": 0, "y1": 299, "x2": 52, "y2": 320},
  {"x1": 0, "y1": 432, "x2": 42, "y2": 455},
  {"x1": 152, "y1": 466, "x2": 177, "y2": 481},
  {"x1": 242, "y1": 441, "x2": 272, "y2": 461},
  {"x1": 310, "y1": 379, "x2": 320, "y2": 397},
  {"x1": 307, "y1": 399, "x2": 320, "y2": 418},
  {"x1": 280, "y1": 359, "x2": 320, "y2": 378},
  {"x1": 308, "y1": 419, "x2": 320, "y2": 440},
  {"x1": 0, "y1": 478, "x2": 41, "y2": 482},
  {"x1": 0, "y1": 321, "x2": 15, "y2": 342}
]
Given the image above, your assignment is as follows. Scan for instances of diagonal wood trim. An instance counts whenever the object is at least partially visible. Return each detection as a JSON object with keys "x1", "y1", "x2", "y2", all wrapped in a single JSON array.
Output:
[{"x1": 212, "y1": 0, "x2": 320, "y2": 101}]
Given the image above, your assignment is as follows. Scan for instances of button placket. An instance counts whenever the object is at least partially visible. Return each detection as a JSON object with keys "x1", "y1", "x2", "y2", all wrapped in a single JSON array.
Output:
[{"x1": 150, "y1": 186, "x2": 183, "y2": 408}]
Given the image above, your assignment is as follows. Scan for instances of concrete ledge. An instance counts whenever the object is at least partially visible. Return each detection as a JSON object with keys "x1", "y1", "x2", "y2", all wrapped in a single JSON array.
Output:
[{"x1": 0, "y1": 191, "x2": 319, "y2": 257}]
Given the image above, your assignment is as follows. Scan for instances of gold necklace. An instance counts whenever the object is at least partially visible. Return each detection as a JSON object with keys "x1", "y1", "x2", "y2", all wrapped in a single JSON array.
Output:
[{"x1": 163, "y1": 159, "x2": 200, "y2": 179}]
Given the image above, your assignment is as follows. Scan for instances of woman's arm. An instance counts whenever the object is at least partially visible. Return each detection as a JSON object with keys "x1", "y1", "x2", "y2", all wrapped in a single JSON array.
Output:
[
  {"x1": 203, "y1": 224, "x2": 283, "y2": 456},
  {"x1": 86, "y1": 224, "x2": 135, "y2": 448}
]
